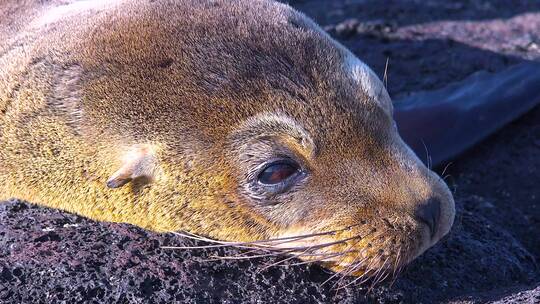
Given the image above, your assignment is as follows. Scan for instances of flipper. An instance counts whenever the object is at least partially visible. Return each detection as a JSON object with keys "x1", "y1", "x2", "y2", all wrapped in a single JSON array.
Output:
[{"x1": 394, "y1": 62, "x2": 540, "y2": 167}]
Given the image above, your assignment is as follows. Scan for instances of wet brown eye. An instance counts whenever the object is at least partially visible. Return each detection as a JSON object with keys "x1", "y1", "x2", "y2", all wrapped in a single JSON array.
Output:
[{"x1": 258, "y1": 162, "x2": 300, "y2": 185}]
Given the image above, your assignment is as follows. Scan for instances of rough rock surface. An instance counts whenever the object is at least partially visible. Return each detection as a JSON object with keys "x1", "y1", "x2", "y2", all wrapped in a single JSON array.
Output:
[
  {"x1": 0, "y1": 195, "x2": 537, "y2": 303},
  {"x1": 1, "y1": 0, "x2": 539, "y2": 303}
]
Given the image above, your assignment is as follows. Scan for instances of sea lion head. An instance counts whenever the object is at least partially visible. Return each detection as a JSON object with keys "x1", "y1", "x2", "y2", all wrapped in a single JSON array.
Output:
[
  {"x1": 202, "y1": 1, "x2": 454, "y2": 278},
  {"x1": 224, "y1": 64, "x2": 455, "y2": 278},
  {"x1": 49, "y1": 0, "x2": 455, "y2": 278}
]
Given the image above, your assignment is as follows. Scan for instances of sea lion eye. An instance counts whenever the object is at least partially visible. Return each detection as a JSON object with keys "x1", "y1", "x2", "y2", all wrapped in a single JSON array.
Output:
[{"x1": 258, "y1": 161, "x2": 300, "y2": 185}]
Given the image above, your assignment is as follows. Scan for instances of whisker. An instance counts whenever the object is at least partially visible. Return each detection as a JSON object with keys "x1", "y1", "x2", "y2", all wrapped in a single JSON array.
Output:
[
  {"x1": 323, "y1": 266, "x2": 348, "y2": 287},
  {"x1": 236, "y1": 247, "x2": 274, "y2": 256},
  {"x1": 336, "y1": 266, "x2": 372, "y2": 290},
  {"x1": 369, "y1": 255, "x2": 391, "y2": 289},
  {"x1": 371, "y1": 257, "x2": 387, "y2": 283},
  {"x1": 390, "y1": 248, "x2": 402, "y2": 286},
  {"x1": 201, "y1": 248, "x2": 297, "y2": 262},
  {"x1": 163, "y1": 235, "x2": 262, "y2": 251},
  {"x1": 271, "y1": 234, "x2": 363, "y2": 252},
  {"x1": 356, "y1": 270, "x2": 376, "y2": 286},
  {"x1": 322, "y1": 250, "x2": 371, "y2": 287},
  {"x1": 383, "y1": 57, "x2": 389, "y2": 89},
  {"x1": 336, "y1": 261, "x2": 367, "y2": 288},
  {"x1": 258, "y1": 246, "x2": 318, "y2": 272},
  {"x1": 340, "y1": 255, "x2": 384, "y2": 290},
  {"x1": 326, "y1": 259, "x2": 362, "y2": 287},
  {"x1": 285, "y1": 250, "x2": 355, "y2": 266},
  {"x1": 340, "y1": 270, "x2": 373, "y2": 291},
  {"x1": 337, "y1": 249, "x2": 370, "y2": 278},
  {"x1": 440, "y1": 161, "x2": 453, "y2": 177},
  {"x1": 319, "y1": 235, "x2": 365, "y2": 282},
  {"x1": 206, "y1": 246, "x2": 355, "y2": 263},
  {"x1": 166, "y1": 225, "x2": 388, "y2": 277},
  {"x1": 329, "y1": 231, "x2": 387, "y2": 288},
  {"x1": 321, "y1": 231, "x2": 385, "y2": 287},
  {"x1": 395, "y1": 243, "x2": 412, "y2": 278},
  {"x1": 333, "y1": 253, "x2": 379, "y2": 290},
  {"x1": 166, "y1": 224, "x2": 361, "y2": 251},
  {"x1": 421, "y1": 139, "x2": 432, "y2": 170},
  {"x1": 390, "y1": 264, "x2": 404, "y2": 287},
  {"x1": 175, "y1": 231, "x2": 312, "y2": 246},
  {"x1": 368, "y1": 269, "x2": 391, "y2": 293},
  {"x1": 379, "y1": 269, "x2": 392, "y2": 285},
  {"x1": 273, "y1": 244, "x2": 336, "y2": 268}
]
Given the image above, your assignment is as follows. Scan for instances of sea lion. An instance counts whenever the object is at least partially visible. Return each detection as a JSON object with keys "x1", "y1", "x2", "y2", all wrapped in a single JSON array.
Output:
[{"x1": 0, "y1": 0, "x2": 455, "y2": 277}]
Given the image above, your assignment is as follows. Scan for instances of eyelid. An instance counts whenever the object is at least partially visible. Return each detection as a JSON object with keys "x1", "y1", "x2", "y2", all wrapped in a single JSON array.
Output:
[{"x1": 256, "y1": 158, "x2": 298, "y2": 175}]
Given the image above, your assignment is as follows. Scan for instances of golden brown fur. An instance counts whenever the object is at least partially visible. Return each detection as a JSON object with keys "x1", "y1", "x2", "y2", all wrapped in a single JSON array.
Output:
[{"x1": 0, "y1": 0, "x2": 454, "y2": 277}]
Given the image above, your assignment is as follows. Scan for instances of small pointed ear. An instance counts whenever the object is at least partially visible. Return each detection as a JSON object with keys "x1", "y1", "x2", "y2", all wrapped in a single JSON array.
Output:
[{"x1": 106, "y1": 145, "x2": 159, "y2": 189}]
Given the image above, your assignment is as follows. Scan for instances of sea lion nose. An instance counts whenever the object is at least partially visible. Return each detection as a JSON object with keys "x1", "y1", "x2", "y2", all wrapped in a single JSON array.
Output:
[{"x1": 414, "y1": 198, "x2": 441, "y2": 239}]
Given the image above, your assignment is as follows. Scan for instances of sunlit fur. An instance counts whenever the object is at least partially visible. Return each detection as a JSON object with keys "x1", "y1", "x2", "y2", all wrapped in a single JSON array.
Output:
[{"x1": 0, "y1": 0, "x2": 455, "y2": 281}]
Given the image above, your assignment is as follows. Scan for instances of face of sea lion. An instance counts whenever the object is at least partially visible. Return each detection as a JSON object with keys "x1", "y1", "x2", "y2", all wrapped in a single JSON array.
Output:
[
  {"x1": 224, "y1": 78, "x2": 455, "y2": 277},
  {"x1": 0, "y1": 0, "x2": 455, "y2": 278},
  {"x1": 165, "y1": 1, "x2": 454, "y2": 277}
]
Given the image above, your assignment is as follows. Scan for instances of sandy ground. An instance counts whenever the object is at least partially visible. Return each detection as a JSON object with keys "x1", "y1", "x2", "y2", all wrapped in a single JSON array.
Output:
[{"x1": 1, "y1": 0, "x2": 539, "y2": 303}]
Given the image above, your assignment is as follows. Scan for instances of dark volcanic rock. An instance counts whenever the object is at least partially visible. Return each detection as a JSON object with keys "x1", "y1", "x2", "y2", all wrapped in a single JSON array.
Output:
[
  {"x1": 287, "y1": 0, "x2": 540, "y2": 98},
  {"x1": 491, "y1": 286, "x2": 540, "y2": 304},
  {"x1": 0, "y1": 195, "x2": 537, "y2": 303}
]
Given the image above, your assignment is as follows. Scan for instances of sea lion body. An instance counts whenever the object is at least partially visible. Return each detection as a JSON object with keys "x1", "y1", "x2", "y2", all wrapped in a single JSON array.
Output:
[{"x1": 0, "y1": 0, "x2": 454, "y2": 276}]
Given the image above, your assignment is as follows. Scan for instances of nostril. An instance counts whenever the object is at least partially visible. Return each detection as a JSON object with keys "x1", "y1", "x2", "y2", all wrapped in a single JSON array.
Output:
[{"x1": 414, "y1": 198, "x2": 441, "y2": 239}]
